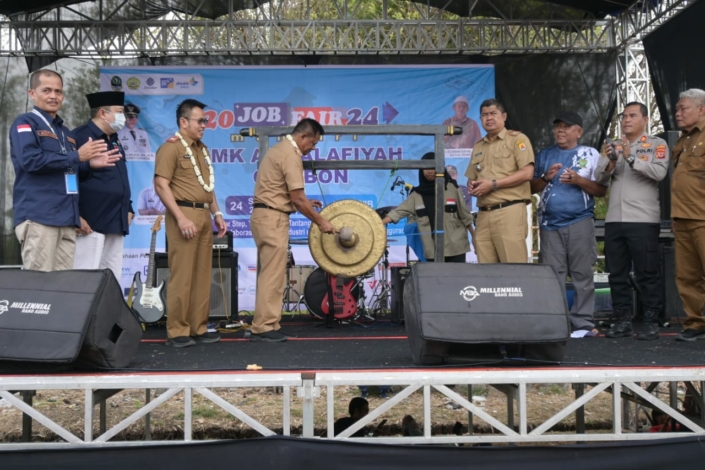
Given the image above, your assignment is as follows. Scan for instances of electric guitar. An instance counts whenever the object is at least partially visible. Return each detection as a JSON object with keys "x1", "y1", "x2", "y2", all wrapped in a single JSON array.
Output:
[
  {"x1": 321, "y1": 274, "x2": 358, "y2": 320},
  {"x1": 131, "y1": 216, "x2": 165, "y2": 323}
]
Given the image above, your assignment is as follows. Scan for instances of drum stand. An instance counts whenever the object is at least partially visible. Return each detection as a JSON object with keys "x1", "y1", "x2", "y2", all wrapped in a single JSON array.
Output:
[
  {"x1": 368, "y1": 246, "x2": 392, "y2": 317},
  {"x1": 282, "y1": 244, "x2": 305, "y2": 313},
  {"x1": 352, "y1": 277, "x2": 375, "y2": 324}
]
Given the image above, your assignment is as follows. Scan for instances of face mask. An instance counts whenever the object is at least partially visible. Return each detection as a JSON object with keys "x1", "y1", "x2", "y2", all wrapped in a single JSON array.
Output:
[
  {"x1": 109, "y1": 113, "x2": 126, "y2": 132},
  {"x1": 104, "y1": 111, "x2": 126, "y2": 132}
]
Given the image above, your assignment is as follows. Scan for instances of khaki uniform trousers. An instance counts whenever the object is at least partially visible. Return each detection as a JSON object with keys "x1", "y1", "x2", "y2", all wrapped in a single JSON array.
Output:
[
  {"x1": 475, "y1": 202, "x2": 528, "y2": 263},
  {"x1": 674, "y1": 219, "x2": 705, "y2": 331},
  {"x1": 251, "y1": 208, "x2": 289, "y2": 334},
  {"x1": 165, "y1": 207, "x2": 213, "y2": 338},
  {"x1": 15, "y1": 220, "x2": 75, "y2": 271}
]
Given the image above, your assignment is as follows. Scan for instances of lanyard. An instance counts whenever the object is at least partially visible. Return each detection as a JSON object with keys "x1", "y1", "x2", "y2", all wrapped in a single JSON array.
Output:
[{"x1": 31, "y1": 109, "x2": 68, "y2": 155}]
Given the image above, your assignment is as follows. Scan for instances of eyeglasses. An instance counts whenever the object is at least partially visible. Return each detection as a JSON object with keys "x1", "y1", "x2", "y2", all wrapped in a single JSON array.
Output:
[{"x1": 186, "y1": 117, "x2": 209, "y2": 126}]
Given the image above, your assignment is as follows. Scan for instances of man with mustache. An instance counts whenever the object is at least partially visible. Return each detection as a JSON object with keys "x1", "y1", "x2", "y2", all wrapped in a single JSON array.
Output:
[
  {"x1": 10, "y1": 69, "x2": 120, "y2": 271},
  {"x1": 464, "y1": 98, "x2": 535, "y2": 263}
]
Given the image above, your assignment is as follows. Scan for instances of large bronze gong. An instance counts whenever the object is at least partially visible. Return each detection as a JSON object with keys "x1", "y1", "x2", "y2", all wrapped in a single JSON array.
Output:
[{"x1": 308, "y1": 199, "x2": 387, "y2": 278}]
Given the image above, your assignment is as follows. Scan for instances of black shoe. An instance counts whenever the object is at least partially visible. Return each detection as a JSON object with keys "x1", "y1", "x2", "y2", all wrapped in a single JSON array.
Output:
[
  {"x1": 605, "y1": 321, "x2": 633, "y2": 338},
  {"x1": 675, "y1": 329, "x2": 705, "y2": 342},
  {"x1": 249, "y1": 330, "x2": 288, "y2": 343},
  {"x1": 166, "y1": 336, "x2": 196, "y2": 348},
  {"x1": 636, "y1": 323, "x2": 660, "y2": 341},
  {"x1": 191, "y1": 332, "x2": 221, "y2": 344}
]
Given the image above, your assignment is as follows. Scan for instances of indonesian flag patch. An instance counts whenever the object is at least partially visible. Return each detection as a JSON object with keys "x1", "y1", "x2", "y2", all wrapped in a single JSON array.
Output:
[{"x1": 17, "y1": 124, "x2": 31, "y2": 133}]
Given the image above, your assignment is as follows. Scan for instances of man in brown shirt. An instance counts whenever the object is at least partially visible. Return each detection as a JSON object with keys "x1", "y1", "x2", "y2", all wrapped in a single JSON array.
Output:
[
  {"x1": 464, "y1": 98, "x2": 535, "y2": 263},
  {"x1": 154, "y1": 99, "x2": 227, "y2": 348},
  {"x1": 671, "y1": 88, "x2": 705, "y2": 342},
  {"x1": 250, "y1": 118, "x2": 335, "y2": 342}
]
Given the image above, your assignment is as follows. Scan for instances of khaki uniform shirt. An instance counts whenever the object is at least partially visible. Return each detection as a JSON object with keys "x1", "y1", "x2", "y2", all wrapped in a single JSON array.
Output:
[
  {"x1": 154, "y1": 135, "x2": 213, "y2": 204},
  {"x1": 672, "y1": 118, "x2": 705, "y2": 220},
  {"x1": 387, "y1": 185, "x2": 474, "y2": 259},
  {"x1": 464, "y1": 128, "x2": 535, "y2": 207},
  {"x1": 594, "y1": 132, "x2": 669, "y2": 223},
  {"x1": 254, "y1": 140, "x2": 304, "y2": 213}
]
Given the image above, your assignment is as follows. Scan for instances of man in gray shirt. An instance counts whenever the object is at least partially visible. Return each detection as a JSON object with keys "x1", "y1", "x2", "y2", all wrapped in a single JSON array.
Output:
[{"x1": 594, "y1": 102, "x2": 669, "y2": 340}]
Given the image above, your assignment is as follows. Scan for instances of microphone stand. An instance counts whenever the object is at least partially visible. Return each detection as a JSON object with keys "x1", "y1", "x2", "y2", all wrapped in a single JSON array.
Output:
[{"x1": 402, "y1": 185, "x2": 412, "y2": 266}]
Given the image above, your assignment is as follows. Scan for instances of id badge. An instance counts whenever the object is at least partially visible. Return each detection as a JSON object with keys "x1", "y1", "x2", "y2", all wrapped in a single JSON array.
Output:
[{"x1": 65, "y1": 171, "x2": 78, "y2": 194}]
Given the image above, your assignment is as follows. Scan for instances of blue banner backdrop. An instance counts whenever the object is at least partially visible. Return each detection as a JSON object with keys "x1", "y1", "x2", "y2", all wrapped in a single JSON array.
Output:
[{"x1": 99, "y1": 65, "x2": 495, "y2": 309}]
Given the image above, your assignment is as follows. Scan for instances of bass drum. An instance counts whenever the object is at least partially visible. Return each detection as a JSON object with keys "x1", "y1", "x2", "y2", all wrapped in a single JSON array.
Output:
[{"x1": 304, "y1": 267, "x2": 361, "y2": 319}]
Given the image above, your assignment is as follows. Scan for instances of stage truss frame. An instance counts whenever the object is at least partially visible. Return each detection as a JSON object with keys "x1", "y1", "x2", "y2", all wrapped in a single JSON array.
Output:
[
  {"x1": 0, "y1": 0, "x2": 691, "y2": 58},
  {"x1": 0, "y1": 0, "x2": 693, "y2": 135},
  {"x1": 0, "y1": 367, "x2": 704, "y2": 449}
]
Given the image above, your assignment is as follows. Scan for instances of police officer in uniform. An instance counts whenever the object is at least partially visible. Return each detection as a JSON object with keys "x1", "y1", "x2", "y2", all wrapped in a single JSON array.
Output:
[
  {"x1": 72, "y1": 91, "x2": 134, "y2": 283},
  {"x1": 464, "y1": 98, "x2": 535, "y2": 263},
  {"x1": 595, "y1": 102, "x2": 669, "y2": 341},
  {"x1": 383, "y1": 152, "x2": 475, "y2": 261},
  {"x1": 154, "y1": 99, "x2": 227, "y2": 348},
  {"x1": 10, "y1": 69, "x2": 120, "y2": 271},
  {"x1": 670, "y1": 88, "x2": 705, "y2": 342},
  {"x1": 250, "y1": 118, "x2": 335, "y2": 343},
  {"x1": 118, "y1": 103, "x2": 154, "y2": 160}
]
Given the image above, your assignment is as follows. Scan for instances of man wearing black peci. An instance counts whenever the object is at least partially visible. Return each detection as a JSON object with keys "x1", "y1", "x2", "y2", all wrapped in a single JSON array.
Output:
[{"x1": 72, "y1": 91, "x2": 134, "y2": 283}]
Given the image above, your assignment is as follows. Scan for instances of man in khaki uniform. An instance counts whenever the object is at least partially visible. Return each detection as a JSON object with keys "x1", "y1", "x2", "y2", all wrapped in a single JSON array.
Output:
[
  {"x1": 670, "y1": 88, "x2": 705, "y2": 342},
  {"x1": 250, "y1": 118, "x2": 335, "y2": 342},
  {"x1": 154, "y1": 99, "x2": 227, "y2": 348},
  {"x1": 465, "y1": 98, "x2": 535, "y2": 263}
]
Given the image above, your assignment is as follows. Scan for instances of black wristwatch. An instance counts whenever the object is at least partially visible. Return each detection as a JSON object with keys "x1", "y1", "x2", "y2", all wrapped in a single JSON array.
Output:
[
  {"x1": 540, "y1": 172, "x2": 549, "y2": 182},
  {"x1": 627, "y1": 155, "x2": 635, "y2": 168}
]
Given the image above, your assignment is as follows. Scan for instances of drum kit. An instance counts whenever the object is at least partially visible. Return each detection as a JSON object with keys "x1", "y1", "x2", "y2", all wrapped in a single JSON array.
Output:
[{"x1": 282, "y1": 200, "x2": 398, "y2": 323}]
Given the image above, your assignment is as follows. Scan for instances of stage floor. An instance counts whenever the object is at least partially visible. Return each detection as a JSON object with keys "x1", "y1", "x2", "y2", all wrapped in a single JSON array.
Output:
[{"x1": 2, "y1": 315, "x2": 705, "y2": 374}]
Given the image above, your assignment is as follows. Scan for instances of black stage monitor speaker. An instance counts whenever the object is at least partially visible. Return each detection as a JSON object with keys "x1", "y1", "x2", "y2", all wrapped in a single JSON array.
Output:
[
  {"x1": 155, "y1": 252, "x2": 238, "y2": 319},
  {"x1": 0, "y1": 269, "x2": 142, "y2": 368},
  {"x1": 391, "y1": 266, "x2": 411, "y2": 322},
  {"x1": 403, "y1": 263, "x2": 570, "y2": 365}
]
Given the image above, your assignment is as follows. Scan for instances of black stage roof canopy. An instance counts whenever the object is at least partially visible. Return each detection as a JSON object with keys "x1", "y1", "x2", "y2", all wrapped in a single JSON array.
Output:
[{"x1": 0, "y1": 0, "x2": 641, "y2": 19}]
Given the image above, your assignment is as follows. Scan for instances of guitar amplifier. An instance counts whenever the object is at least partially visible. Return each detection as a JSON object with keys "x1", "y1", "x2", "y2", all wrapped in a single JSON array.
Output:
[
  {"x1": 165, "y1": 231, "x2": 233, "y2": 252},
  {"x1": 213, "y1": 231, "x2": 233, "y2": 252},
  {"x1": 154, "y1": 252, "x2": 238, "y2": 319}
]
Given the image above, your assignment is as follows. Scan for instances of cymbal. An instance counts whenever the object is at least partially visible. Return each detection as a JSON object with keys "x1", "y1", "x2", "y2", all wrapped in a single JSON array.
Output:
[{"x1": 289, "y1": 239, "x2": 309, "y2": 245}]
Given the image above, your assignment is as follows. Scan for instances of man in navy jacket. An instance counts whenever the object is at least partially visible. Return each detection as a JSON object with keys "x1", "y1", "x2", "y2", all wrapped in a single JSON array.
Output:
[
  {"x1": 10, "y1": 69, "x2": 120, "y2": 271},
  {"x1": 72, "y1": 91, "x2": 134, "y2": 283}
]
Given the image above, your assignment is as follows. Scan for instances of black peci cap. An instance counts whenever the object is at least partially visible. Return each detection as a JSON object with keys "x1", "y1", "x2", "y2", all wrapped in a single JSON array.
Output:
[{"x1": 86, "y1": 91, "x2": 124, "y2": 109}]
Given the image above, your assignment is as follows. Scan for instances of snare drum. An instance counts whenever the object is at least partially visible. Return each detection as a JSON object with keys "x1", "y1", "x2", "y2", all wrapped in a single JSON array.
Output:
[
  {"x1": 304, "y1": 267, "x2": 361, "y2": 319},
  {"x1": 283, "y1": 265, "x2": 315, "y2": 302}
]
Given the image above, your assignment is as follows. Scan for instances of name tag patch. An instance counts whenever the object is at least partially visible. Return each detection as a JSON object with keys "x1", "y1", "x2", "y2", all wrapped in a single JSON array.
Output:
[{"x1": 36, "y1": 130, "x2": 58, "y2": 139}]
